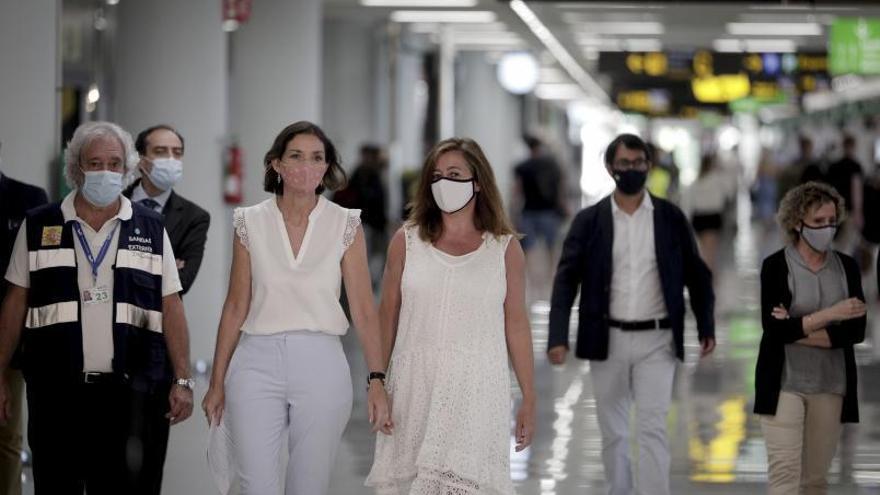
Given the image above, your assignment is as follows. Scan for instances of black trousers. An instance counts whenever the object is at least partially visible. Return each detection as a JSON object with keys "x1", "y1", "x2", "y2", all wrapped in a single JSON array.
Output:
[
  {"x1": 125, "y1": 384, "x2": 171, "y2": 495},
  {"x1": 26, "y1": 379, "x2": 127, "y2": 495}
]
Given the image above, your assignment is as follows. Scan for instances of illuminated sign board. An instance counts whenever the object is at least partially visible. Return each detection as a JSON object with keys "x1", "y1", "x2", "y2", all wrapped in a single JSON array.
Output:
[{"x1": 830, "y1": 18, "x2": 880, "y2": 75}]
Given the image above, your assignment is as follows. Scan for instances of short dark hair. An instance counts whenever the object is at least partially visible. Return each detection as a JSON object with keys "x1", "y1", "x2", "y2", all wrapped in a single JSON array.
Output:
[
  {"x1": 359, "y1": 143, "x2": 381, "y2": 156},
  {"x1": 524, "y1": 134, "x2": 542, "y2": 151},
  {"x1": 263, "y1": 121, "x2": 346, "y2": 195},
  {"x1": 604, "y1": 133, "x2": 652, "y2": 167},
  {"x1": 135, "y1": 124, "x2": 185, "y2": 155},
  {"x1": 843, "y1": 134, "x2": 856, "y2": 149}
]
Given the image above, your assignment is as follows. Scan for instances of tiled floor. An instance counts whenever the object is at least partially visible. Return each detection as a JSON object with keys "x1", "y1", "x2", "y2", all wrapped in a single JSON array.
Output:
[{"x1": 21, "y1": 202, "x2": 880, "y2": 494}]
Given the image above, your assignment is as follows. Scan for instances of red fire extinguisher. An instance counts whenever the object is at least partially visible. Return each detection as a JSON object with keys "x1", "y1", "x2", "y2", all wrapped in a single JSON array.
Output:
[{"x1": 224, "y1": 144, "x2": 243, "y2": 205}]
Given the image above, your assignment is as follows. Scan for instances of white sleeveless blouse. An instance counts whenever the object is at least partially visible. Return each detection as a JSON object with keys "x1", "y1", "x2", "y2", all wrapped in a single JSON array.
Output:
[{"x1": 232, "y1": 196, "x2": 361, "y2": 336}]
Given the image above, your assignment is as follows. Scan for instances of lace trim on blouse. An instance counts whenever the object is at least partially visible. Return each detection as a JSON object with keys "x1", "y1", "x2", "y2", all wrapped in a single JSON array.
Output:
[
  {"x1": 232, "y1": 208, "x2": 248, "y2": 250},
  {"x1": 343, "y1": 210, "x2": 361, "y2": 251}
]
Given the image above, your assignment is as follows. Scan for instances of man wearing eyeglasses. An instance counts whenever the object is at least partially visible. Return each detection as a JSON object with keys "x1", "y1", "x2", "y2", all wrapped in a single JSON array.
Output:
[{"x1": 547, "y1": 133, "x2": 715, "y2": 495}]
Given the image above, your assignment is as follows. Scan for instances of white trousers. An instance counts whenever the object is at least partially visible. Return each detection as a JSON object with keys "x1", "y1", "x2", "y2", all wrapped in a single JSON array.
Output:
[
  {"x1": 590, "y1": 328, "x2": 676, "y2": 495},
  {"x1": 225, "y1": 331, "x2": 353, "y2": 495}
]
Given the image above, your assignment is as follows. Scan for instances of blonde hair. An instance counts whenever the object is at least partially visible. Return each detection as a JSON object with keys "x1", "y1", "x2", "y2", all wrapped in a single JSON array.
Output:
[
  {"x1": 777, "y1": 181, "x2": 846, "y2": 244},
  {"x1": 407, "y1": 138, "x2": 517, "y2": 243}
]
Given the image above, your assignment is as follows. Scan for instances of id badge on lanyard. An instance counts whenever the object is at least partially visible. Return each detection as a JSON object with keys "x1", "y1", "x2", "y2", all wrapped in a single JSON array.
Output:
[{"x1": 73, "y1": 222, "x2": 117, "y2": 305}]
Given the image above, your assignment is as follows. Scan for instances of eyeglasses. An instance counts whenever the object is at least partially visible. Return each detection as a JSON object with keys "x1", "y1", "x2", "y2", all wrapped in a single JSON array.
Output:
[
  {"x1": 280, "y1": 155, "x2": 326, "y2": 167},
  {"x1": 612, "y1": 158, "x2": 649, "y2": 170}
]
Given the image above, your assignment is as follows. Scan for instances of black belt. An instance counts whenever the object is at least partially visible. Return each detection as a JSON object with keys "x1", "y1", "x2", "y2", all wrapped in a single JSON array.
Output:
[
  {"x1": 608, "y1": 317, "x2": 671, "y2": 331},
  {"x1": 80, "y1": 372, "x2": 123, "y2": 385}
]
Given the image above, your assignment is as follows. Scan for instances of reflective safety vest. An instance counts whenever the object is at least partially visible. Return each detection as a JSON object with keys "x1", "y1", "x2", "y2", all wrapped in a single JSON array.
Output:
[{"x1": 22, "y1": 202, "x2": 168, "y2": 390}]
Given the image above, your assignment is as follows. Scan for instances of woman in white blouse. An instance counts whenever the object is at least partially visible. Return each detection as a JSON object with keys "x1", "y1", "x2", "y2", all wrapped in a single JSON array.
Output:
[{"x1": 202, "y1": 121, "x2": 391, "y2": 495}]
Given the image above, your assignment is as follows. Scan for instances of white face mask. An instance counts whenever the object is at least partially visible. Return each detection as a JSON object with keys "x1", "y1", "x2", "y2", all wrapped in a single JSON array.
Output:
[
  {"x1": 145, "y1": 157, "x2": 183, "y2": 191},
  {"x1": 800, "y1": 223, "x2": 837, "y2": 253},
  {"x1": 431, "y1": 178, "x2": 475, "y2": 213}
]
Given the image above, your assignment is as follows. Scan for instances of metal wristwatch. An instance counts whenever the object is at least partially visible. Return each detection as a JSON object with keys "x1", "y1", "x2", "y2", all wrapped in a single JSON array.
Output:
[{"x1": 174, "y1": 377, "x2": 195, "y2": 390}]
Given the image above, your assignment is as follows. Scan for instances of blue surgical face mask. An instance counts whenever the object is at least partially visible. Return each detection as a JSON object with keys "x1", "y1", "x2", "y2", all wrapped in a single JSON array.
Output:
[
  {"x1": 145, "y1": 157, "x2": 183, "y2": 191},
  {"x1": 80, "y1": 170, "x2": 124, "y2": 207}
]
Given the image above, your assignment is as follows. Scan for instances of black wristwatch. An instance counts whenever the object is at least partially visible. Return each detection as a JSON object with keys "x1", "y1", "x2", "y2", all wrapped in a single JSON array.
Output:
[{"x1": 367, "y1": 371, "x2": 386, "y2": 388}]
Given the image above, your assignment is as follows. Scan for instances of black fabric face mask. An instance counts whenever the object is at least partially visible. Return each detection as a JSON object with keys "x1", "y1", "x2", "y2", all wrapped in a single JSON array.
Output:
[{"x1": 611, "y1": 169, "x2": 647, "y2": 195}]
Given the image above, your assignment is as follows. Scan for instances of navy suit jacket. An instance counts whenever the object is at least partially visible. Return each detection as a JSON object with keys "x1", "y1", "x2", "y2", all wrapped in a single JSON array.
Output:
[
  {"x1": 548, "y1": 194, "x2": 715, "y2": 361},
  {"x1": 124, "y1": 180, "x2": 210, "y2": 294}
]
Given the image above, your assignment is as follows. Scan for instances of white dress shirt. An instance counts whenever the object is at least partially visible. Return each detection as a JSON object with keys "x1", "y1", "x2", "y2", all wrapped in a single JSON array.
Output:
[
  {"x1": 5, "y1": 191, "x2": 182, "y2": 372},
  {"x1": 130, "y1": 183, "x2": 172, "y2": 213},
  {"x1": 609, "y1": 193, "x2": 668, "y2": 321}
]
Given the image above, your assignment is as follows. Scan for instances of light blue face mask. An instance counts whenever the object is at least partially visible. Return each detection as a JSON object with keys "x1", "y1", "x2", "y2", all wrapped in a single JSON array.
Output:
[
  {"x1": 145, "y1": 157, "x2": 183, "y2": 191},
  {"x1": 81, "y1": 170, "x2": 124, "y2": 207}
]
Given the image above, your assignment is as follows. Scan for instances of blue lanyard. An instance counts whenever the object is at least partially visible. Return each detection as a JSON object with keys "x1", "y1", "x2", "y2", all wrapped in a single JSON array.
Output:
[{"x1": 72, "y1": 222, "x2": 118, "y2": 282}]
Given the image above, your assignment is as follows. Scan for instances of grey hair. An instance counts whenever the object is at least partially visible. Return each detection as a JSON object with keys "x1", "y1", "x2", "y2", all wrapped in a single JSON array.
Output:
[{"x1": 63, "y1": 121, "x2": 139, "y2": 188}]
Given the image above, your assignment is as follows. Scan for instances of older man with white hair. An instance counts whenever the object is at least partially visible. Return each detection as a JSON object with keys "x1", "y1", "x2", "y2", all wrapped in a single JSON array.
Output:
[{"x1": 0, "y1": 121, "x2": 193, "y2": 494}]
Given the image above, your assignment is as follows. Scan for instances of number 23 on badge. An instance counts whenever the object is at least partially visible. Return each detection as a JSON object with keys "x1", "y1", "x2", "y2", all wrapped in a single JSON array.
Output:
[{"x1": 83, "y1": 286, "x2": 110, "y2": 305}]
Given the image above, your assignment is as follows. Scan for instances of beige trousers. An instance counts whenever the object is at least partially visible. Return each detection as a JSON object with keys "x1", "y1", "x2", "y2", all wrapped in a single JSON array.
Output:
[{"x1": 760, "y1": 391, "x2": 843, "y2": 495}]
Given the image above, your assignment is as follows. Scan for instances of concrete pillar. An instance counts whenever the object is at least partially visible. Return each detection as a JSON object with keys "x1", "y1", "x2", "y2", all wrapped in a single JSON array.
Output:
[
  {"x1": 456, "y1": 52, "x2": 522, "y2": 208},
  {"x1": 114, "y1": 0, "x2": 228, "y2": 362},
  {"x1": 438, "y1": 26, "x2": 456, "y2": 140},
  {"x1": 322, "y1": 19, "x2": 381, "y2": 170},
  {"x1": 0, "y1": 0, "x2": 59, "y2": 191},
  {"x1": 114, "y1": 3, "x2": 228, "y2": 492},
  {"x1": 231, "y1": 0, "x2": 323, "y2": 204}
]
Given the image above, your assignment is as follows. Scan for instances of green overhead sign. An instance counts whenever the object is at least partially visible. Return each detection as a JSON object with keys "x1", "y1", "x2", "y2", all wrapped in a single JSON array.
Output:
[{"x1": 830, "y1": 17, "x2": 880, "y2": 75}]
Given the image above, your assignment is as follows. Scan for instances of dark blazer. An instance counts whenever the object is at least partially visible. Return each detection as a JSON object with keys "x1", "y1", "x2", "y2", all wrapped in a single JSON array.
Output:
[
  {"x1": 754, "y1": 249, "x2": 865, "y2": 423},
  {"x1": 1, "y1": 173, "x2": 49, "y2": 290},
  {"x1": 124, "y1": 180, "x2": 210, "y2": 294},
  {"x1": 548, "y1": 194, "x2": 715, "y2": 361}
]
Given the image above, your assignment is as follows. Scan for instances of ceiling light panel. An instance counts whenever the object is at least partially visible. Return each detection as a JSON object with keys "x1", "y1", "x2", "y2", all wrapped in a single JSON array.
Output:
[
  {"x1": 726, "y1": 22, "x2": 822, "y2": 36},
  {"x1": 390, "y1": 10, "x2": 496, "y2": 23},
  {"x1": 362, "y1": 0, "x2": 478, "y2": 6},
  {"x1": 567, "y1": 21, "x2": 665, "y2": 35},
  {"x1": 743, "y1": 38, "x2": 797, "y2": 53}
]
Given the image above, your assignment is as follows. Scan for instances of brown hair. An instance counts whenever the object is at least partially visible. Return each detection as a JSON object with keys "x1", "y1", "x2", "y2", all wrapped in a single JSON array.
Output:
[
  {"x1": 777, "y1": 181, "x2": 846, "y2": 244},
  {"x1": 407, "y1": 137, "x2": 517, "y2": 243},
  {"x1": 263, "y1": 121, "x2": 346, "y2": 195}
]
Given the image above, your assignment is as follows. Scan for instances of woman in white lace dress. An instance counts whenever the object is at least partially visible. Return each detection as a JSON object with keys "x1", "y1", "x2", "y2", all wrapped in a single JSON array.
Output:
[
  {"x1": 366, "y1": 138, "x2": 536, "y2": 494},
  {"x1": 202, "y1": 121, "x2": 391, "y2": 495}
]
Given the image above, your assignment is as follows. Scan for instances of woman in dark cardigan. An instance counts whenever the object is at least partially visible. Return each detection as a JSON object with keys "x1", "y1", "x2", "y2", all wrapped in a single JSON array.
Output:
[{"x1": 755, "y1": 181, "x2": 867, "y2": 495}]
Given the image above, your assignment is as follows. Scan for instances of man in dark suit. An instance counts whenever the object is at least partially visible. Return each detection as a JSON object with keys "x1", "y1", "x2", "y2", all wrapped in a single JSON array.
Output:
[
  {"x1": 123, "y1": 124, "x2": 209, "y2": 493},
  {"x1": 547, "y1": 134, "x2": 715, "y2": 495},
  {"x1": 126, "y1": 125, "x2": 210, "y2": 294},
  {"x1": 0, "y1": 150, "x2": 49, "y2": 495}
]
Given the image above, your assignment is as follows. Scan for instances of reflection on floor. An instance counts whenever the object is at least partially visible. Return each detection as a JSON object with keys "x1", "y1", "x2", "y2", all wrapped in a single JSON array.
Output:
[{"x1": 21, "y1": 215, "x2": 880, "y2": 494}]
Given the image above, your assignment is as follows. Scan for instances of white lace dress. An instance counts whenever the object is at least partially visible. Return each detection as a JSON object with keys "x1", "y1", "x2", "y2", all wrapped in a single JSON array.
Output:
[{"x1": 366, "y1": 226, "x2": 515, "y2": 495}]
